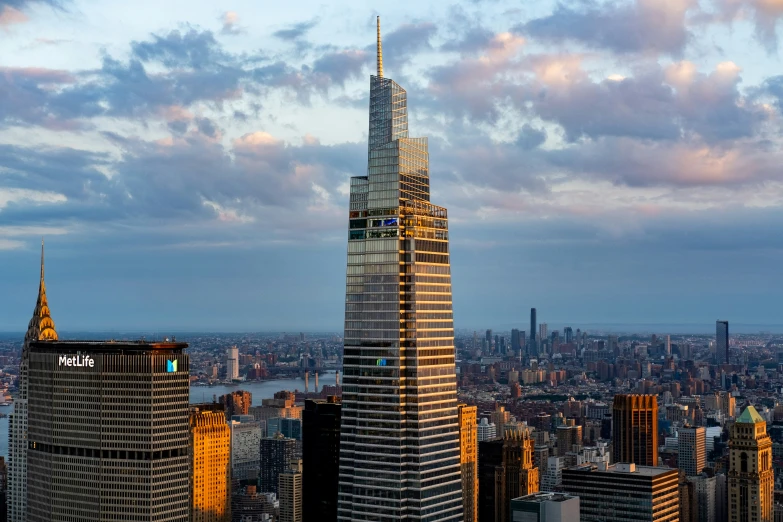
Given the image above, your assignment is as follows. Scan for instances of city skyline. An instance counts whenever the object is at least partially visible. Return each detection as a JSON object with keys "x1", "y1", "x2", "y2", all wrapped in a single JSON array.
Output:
[{"x1": 3, "y1": 0, "x2": 783, "y2": 331}]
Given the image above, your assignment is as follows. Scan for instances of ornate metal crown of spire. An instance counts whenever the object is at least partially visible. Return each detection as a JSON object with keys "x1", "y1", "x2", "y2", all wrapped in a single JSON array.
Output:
[{"x1": 24, "y1": 239, "x2": 58, "y2": 349}]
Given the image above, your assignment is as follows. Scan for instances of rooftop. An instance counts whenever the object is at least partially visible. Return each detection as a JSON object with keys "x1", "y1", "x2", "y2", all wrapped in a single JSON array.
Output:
[
  {"x1": 568, "y1": 463, "x2": 677, "y2": 477},
  {"x1": 30, "y1": 339, "x2": 188, "y2": 353},
  {"x1": 512, "y1": 492, "x2": 577, "y2": 504},
  {"x1": 737, "y1": 406, "x2": 765, "y2": 424}
]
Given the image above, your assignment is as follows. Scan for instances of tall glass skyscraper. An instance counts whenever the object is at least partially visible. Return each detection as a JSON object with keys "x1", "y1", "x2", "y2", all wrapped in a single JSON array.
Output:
[
  {"x1": 716, "y1": 320, "x2": 729, "y2": 365},
  {"x1": 337, "y1": 17, "x2": 463, "y2": 522}
]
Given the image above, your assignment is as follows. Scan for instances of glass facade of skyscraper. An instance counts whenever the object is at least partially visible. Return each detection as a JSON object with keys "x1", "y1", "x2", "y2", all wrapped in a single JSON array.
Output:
[{"x1": 337, "y1": 17, "x2": 463, "y2": 522}]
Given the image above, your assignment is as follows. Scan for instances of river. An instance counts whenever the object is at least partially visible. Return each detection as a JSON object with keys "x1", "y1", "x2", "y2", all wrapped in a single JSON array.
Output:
[
  {"x1": 0, "y1": 371, "x2": 338, "y2": 458},
  {"x1": 189, "y1": 371, "x2": 338, "y2": 405}
]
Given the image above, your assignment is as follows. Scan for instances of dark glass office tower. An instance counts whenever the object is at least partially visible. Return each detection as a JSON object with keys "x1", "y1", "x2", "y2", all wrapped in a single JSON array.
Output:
[
  {"x1": 26, "y1": 340, "x2": 190, "y2": 521},
  {"x1": 716, "y1": 320, "x2": 729, "y2": 364},
  {"x1": 259, "y1": 436, "x2": 295, "y2": 495},
  {"x1": 303, "y1": 397, "x2": 341, "y2": 522},
  {"x1": 338, "y1": 17, "x2": 463, "y2": 522},
  {"x1": 530, "y1": 308, "x2": 537, "y2": 350}
]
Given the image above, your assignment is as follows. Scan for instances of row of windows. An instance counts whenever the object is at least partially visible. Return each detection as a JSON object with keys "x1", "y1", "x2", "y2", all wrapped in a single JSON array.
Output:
[
  {"x1": 415, "y1": 240, "x2": 449, "y2": 254},
  {"x1": 415, "y1": 253, "x2": 449, "y2": 264},
  {"x1": 369, "y1": 173, "x2": 400, "y2": 184},
  {"x1": 346, "y1": 263, "x2": 396, "y2": 275},
  {"x1": 345, "y1": 302, "x2": 399, "y2": 312},
  {"x1": 368, "y1": 190, "x2": 399, "y2": 200},
  {"x1": 369, "y1": 181, "x2": 399, "y2": 192},
  {"x1": 346, "y1": 274, "x2": 399, "y2": 284},
  {"x1": 344, "y1": 312, "x2": 400, "y2": 321}
]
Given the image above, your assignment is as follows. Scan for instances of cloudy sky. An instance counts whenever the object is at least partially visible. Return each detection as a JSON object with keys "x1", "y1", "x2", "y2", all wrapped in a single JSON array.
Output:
[{"x1": 1, "y1": 0, "x2": 782, "y2": 333}]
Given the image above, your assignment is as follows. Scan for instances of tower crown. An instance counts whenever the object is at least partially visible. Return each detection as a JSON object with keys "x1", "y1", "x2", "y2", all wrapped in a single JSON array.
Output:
[
  {"x1": 736, "y1": 405, "x2": 765, "y2": 424},
  {"x1": 24, "y1": 239, "x2": 58, "y2": 349}
]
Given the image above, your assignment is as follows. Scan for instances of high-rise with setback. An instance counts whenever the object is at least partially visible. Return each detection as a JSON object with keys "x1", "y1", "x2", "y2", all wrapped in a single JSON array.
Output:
[
  {"x1": 338, "y1": 17, "x2": 463, "y2": 522},
  {"x1": 190, "y1": 404, "x2": 231, "y2": 522},
  {"x1": 8, "y1": 242, "x2": 58, "y2": 522}
]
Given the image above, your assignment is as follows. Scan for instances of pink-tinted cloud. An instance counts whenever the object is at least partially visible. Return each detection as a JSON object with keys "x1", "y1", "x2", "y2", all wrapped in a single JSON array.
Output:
[{"x1": 0, "y1": 5, "x2": 27, "y2": 26}]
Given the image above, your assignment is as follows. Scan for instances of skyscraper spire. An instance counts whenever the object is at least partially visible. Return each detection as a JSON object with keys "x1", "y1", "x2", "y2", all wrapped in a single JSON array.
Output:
[
  {"x1": 24, "y1": 238, "x2": 58, "y2": 348},
  {"x1": 376, "y1": 16, "x2": 383, "y2": 78},
  {"x1": 10, "y1": 240, "x2": 57, "y2": 522}
]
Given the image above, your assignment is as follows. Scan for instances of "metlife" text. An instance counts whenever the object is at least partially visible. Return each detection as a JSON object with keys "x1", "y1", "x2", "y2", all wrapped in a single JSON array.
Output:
[{"x1": 58, "y1": 355, "x2": 95, "y2": 367}]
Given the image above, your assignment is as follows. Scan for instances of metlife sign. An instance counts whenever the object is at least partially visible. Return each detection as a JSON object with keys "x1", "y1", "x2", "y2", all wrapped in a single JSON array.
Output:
[{"x1": 58, "y1": 355, "x2": 95, "y2": 368}]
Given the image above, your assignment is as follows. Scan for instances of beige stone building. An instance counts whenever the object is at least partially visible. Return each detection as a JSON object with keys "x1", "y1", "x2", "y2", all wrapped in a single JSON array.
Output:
[{"x1": 729, "y1": 406, "x2": 773, "y2": 522}]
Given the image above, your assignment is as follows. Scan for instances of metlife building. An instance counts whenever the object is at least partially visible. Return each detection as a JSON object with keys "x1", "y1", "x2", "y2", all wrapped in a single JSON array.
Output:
[{"x1": 26, "y1": 340, "x2": 190, "y2": 521}]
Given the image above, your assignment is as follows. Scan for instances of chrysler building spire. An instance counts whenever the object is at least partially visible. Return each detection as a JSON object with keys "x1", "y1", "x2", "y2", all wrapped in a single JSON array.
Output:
[{"x1": 24, "y1": 238, "x2": 58, "y2": 349}]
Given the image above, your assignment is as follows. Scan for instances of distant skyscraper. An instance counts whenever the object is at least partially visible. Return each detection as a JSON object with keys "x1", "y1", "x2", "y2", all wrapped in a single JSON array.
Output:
[
  {"x1": 689, "y1": 472, "x2": 716, "y2": 522},
  {"x1": 220, "y1": 390, "x2": 252, "y2": 417},
  {"x1": 665, "y1": 335, "x2": 672, "y2": 357},
  {"x1": 562, "y1": 463, "x2": 679, "y2": 522},
  {"x1": 729, "y1": 406, "x2": 773, "y2": 522},
  {"x1": 259, "y1": 436, "x2": 295, "y2": 495},
  {"x1": 478, "y1": 426, "x2": 540, "y2": 522},
  {"x1": 478, "y1": 418, "x2": 498, "y2": 442},
  {"x1": 717, "y1": 321, "x2": 729, "y2": 364},
  {"x1": 190, "y1": 404, "x2": 231, "y2": 522},
  {"x1": 607, "y1": 335, "x2": 619, "y2": 356},
  {"x1": 556, "y1": 424, "x2": 583, "y2": 457},
  {"x1": 458, "y1": 404, "x2": 478, "y2": 522},
  {"x1": 27, "y1": 339, "x2": 190, "y2": 521},
  {"x1": 530, "y1": 308, "x2": 537, "y2": 345},
  {"x1": 303, "y1": 397, "x2": 341, "y2": 522},
  {"x1": 487, "y1": 329, "x2": 494, "y2": 352},
  {"x1": 279, "y1": 460, "x2": 303, "y2": 522},
  {"x1": 564, "y1": 327, "x2": 574, "y2": 344},
  {"x1": 612, "y1": 394, "x2": 659, "y2": 466},
  {"x1": 722, "y1": 391, "x2": 736, "y2": 419},
  {"x1": 512, "y1": 329, "x2": 521, "y2": 354},
  {"x1": 226, "y1": 346, "x2": 239, "y2": 380},
  {"x1": 267, "y1": 417, "x2": 302, "y2": 440},
  {"x1": 8, "y1": 242, "x2": 58, "y2": 522},
  {"x1": 539, "y1": 324, "x2": 548, "y2": 345},
  {"x1": 338, "y1": 17, "x2": 462, "y2": 522},
  {"x1": 230, "y1": 419, "x2": 262, "y2": 482},
  {"x1": 678, "y1": 426, "x2": 706, "y2": 477}
]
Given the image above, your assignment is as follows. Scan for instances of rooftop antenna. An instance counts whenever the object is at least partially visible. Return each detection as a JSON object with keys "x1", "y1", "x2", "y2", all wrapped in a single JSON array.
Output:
[
  {"x1": 376, "y1": 16, "x2": 383, "y2": 79},
  {"x1": 40, "y1": 237, "x2": 45, "y2": 281}
]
